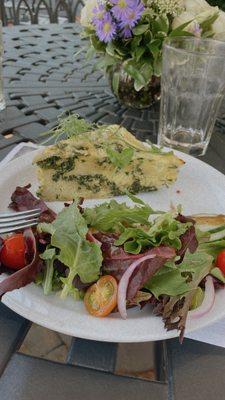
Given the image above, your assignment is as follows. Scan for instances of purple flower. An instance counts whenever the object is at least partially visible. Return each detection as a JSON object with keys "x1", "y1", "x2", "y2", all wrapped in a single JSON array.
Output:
[
  {"x1": 119, "y1": 22, "x2": 132, "y2": 38},
  {"x1": 121, "y1": 26, "x2": 132, "y2": 38},
  {"x1": 92, "y1": 2, "x2": 107, "y2": 26},
  {"x1": 111, "y1": 0, "x2": 136, "y2": 21},
  {"x1": 96, "y1": 13, "x2": 117, "y2": 43},
  {"x1": 120, "y1": 0, "x2": 144, "y2": 28}
]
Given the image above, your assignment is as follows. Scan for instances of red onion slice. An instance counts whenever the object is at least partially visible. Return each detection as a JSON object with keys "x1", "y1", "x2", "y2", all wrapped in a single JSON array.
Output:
[
  {"x1": 117, "y1": 254, "x2": 155, "y2": 319},
  {"x1": 189, "y1": 276, "x2": 215, "y2": 319},
  {"x1": 86, "y1": 231, "x2": 101, "y2": 246}
]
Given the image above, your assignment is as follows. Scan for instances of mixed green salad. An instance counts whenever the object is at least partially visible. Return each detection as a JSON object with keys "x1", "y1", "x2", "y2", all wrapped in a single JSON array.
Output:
[{"x1": 1, "y1": 185, "x2": 225, "y2": 341}]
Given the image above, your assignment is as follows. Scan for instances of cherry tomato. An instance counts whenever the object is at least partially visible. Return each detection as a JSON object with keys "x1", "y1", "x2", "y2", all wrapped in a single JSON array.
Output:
[
  {"x1": 0, "y1": 233, "x2": 26, "y2": 270},
  {"x1": 216, "y1": 249, "x2": 225, "y2": 275},
  {"x1": 84, "y1": 275, "x2": 117, "y2": 317}
]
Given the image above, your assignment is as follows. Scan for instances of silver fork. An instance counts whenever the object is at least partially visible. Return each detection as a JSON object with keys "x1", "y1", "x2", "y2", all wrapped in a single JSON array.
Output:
[{"x1": 0, "y1": 209, "x2": 41, "y2": 235}]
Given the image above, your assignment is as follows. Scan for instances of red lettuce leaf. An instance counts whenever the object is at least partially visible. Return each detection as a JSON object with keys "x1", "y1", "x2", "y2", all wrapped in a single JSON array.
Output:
[
  {"x1": 176, "y1": 214, "x2": 198, "y2": 262},
  {"x1": 94, "y1": 232, "x2": 176, "y2": 300},
  {"x1": 9, "y1": 184, "x2": 56, "y2": 223},
  {"x1": 0, "y1": 229, "x2": 43, "y2": 299},
  {"x1": 126, "y1": 246, "x2": 176, "y2": 301},
  {"x1": 94, "y1": 232, "x2": 147, "y2": 281}
]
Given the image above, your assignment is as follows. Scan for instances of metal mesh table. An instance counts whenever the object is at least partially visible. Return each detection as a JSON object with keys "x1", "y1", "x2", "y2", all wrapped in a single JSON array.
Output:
[{"x1": 1, "y1": 23, "x2": 225, "y2": 400}]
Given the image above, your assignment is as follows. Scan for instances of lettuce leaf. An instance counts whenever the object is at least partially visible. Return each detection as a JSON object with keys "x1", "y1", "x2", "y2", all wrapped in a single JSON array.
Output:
[
  {"x1": 83, "y1": 199, "x2": 154, "y2": 232},
  {"x1": 52, "y1": 230, "x2": 102, "y2": 298},
  {"x1": 38, "y1": 201, "x2": 87, "y2": 238},
  {"x1": 115, "y1": 212, "x2": 192, "y2": 254},
  {"x1": 145, "y1": 251, "x2": 213, "y2": 298},
  {"x1": 210, "y1": 267, "x2": 225, "y2": 284},
  {"x1": 198, "y1": 238, "x2": 225, "y2": 258},
  {"x1": 38, "y1": 202, "x2": 102, "y2": 298}
]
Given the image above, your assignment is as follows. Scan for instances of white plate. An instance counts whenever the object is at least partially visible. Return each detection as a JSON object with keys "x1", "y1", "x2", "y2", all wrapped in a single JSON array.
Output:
[{"x1": 0, "y1": 149, "x2": 225, "y2": 342}]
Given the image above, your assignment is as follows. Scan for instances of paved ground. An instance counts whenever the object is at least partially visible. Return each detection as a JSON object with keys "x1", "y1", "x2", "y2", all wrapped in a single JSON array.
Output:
[{"x1": 18, "y1": 324, "x2": 157, "y2": 380}]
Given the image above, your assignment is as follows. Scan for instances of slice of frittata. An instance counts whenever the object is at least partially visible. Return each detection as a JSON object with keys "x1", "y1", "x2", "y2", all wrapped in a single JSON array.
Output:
[{"x1": 33, "y1": 125, "x2": 184, "y2": 200}]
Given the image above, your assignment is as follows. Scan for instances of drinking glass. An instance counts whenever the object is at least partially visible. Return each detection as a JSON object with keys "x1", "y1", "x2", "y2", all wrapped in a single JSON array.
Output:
[
  {"x1": 0, "y1": 21, "x2": 5, "y2": 111},
  {"x1": 158, "y1": 37, "x2": 225, "y2": 156}
]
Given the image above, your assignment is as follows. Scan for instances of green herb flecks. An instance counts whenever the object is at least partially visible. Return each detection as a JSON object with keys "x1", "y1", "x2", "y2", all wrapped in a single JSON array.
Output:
[{"x1": 36, "y1": 156, "x2": 61, "y2": 169}]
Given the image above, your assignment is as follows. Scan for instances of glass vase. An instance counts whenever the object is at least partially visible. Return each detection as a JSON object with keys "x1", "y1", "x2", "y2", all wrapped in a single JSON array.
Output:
[{"x1": 108, "y1": 64, "x2": 161, "y2": 109}]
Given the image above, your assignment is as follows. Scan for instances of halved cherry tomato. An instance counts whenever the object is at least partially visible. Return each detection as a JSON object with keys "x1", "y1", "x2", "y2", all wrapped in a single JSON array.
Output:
[
  {"x1": 0, "y1": 233, "x2": 26, "y2": 270},
  {"x1": 84, "y1": 275, "x2": 117, "y2": 317},
  {"x1": 216, "y1": 249, "x2": 225, "y2": 275}
]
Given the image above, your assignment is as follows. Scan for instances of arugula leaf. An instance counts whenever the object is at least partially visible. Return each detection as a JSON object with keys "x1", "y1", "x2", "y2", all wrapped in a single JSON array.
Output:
[
  {"x1": 83, "y1": 199, "x2": 153, "y2": 232},
  {"x1": 106, "y1": 146, "x2": 134, "y2": 169},
  {"x1": 211, "y1": 267, "x2": 225, "y2": 284},
  {"x1": 38, "y1": 201, "x2": 88, "y2": 238},
  {"x1": 40, "y1": 248, "x2": 56, "y2": 295},
  {"x1": 198, "y1": 238, "x2": 225, "y2": 258}
]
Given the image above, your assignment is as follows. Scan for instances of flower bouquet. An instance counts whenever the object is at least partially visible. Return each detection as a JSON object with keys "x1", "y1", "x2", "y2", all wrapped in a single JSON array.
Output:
[{"x1": 80, "y1": 0, "x2": 225, "y2": 108}]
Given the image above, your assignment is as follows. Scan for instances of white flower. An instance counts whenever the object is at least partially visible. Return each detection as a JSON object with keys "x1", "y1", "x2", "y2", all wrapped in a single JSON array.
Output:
[
  {"x1": 148, "y1": 0, "x2": 184, "y2": 16},
  {"x1": 212, "y1": 11, "x2": 225, "y2": 39},
  {"x1": 80, "y1": 0, "x2": 99, "y2": 28},
  {"x1": 182, "y1": 0, "x2": 212, "y2": 15},
  {"x1": 155, "y1": 0, "x2": 184, "y2": 16}
]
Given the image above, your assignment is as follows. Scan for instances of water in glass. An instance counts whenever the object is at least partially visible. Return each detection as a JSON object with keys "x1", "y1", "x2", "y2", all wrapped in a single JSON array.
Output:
[{"x1": 158, "y1": 37, "x2": 225, "y2": 156}]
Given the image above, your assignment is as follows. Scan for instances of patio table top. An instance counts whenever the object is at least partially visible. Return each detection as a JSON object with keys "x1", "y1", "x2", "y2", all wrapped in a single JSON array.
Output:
[{"x1": 1, "y1": 22, "x2": 225, "y2": 400}]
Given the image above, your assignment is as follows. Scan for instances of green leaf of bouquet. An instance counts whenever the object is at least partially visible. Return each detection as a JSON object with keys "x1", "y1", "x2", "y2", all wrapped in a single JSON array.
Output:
[
  {"x1": 135, "y1": 47, "x2": 145, "y2": 62},
  {"x1": 139, "y1": 62, "x2": 153, "y2": 83},
  {"x1": 169, "y1": 21, "x2": 194, "y2": 37},
  {"x1": 106, "y1": 41, "x2": 116, "y2": 57},
  {"x1": 200, "y1": 11, "x2": 219, "y2": 32},
  {"x1": 134, "y1": 79, "x2": 145, "y2": 91},
  {"x1": 104, "y1": 54, "x2": 118, "y2": 67},
  {"x1": 112, "y1": 71, "x2": 120, "y2": 96},
  {"x1": 86, "y1": 46, "x2": 95, "y2": 60},
  {"x1": 153, "y1": 57, "x2": 162, "y2": 76},
  {"x1": 123, "y1": 61, "x2": 146, "y2": 86},
  {"x1": 131, "y1": 36, "x2": 142, "y2": 51},
  {"x1": 148, "y1": 39, "x2": 162, "y2": 59},
  {"x1": 90, "y1": 34, "x2": 106, "y2": 52},
  {"x1": 133, "y1": 24, "x2": 149, "y2": 35},
  {"x1": 152, "y1": 16, "x2": 169, "y2": 34}
]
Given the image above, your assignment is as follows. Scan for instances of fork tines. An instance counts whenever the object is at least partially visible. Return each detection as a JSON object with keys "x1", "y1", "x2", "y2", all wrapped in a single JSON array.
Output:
[{"x1": 0, "y1": 209, "x2": 41, "y2": 235}]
